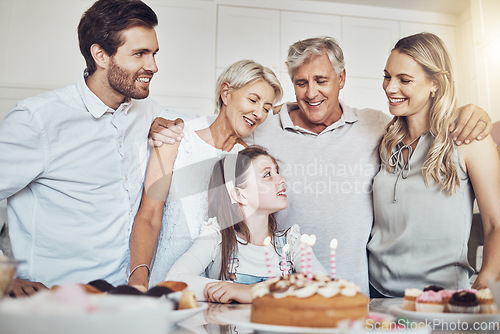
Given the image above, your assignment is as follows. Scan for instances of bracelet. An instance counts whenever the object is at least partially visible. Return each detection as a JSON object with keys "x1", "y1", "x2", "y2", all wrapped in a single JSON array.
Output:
[{"x1": 128, "y1": 264, "x2": 151, "y2": 281}]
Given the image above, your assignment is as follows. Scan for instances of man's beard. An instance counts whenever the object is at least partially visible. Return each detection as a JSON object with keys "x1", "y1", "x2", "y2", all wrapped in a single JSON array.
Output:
[{"x1": 108, "y1": 58, "x2": 150, "y2": 100}]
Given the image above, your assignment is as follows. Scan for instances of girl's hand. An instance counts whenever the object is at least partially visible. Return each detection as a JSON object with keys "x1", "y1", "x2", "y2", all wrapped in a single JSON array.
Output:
[{"x1": 204, "y1": 281, "x2": 253, "y2": 304}]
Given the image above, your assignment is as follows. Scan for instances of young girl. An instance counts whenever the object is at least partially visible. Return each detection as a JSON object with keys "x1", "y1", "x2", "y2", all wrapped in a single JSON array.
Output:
[
  {"x1": 165, "y1": 146, "x2": 327, "y2": 303},
  {"x1": 368, "y1": 33, "x2": 500, "y2": 297}
]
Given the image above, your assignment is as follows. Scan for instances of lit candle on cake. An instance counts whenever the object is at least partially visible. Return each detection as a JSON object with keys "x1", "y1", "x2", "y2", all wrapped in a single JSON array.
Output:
[
  {"x1": 281, "y1": 243, "x2": 289, "y2": 277},
  {"x1": 307, "y1": 234, "x2": 316, "y2": 281},
  {"x1": 300, "y1": 234, "x2": 309, "y2": 275},
  {"x1": 330, "y1": 238, "x2": 338, "y2": 279},
  {"x1": 264, "y1": 236, "x2": 273, "y2": 279}
]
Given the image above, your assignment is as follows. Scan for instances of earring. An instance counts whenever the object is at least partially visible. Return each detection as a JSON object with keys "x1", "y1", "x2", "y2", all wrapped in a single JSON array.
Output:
[{"x1": 431, "y1": 90, "x2": 436, "y2": 98}]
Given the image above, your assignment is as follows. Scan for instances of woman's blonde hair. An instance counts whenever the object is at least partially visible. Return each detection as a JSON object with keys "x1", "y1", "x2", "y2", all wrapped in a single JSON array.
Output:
[
  {"x1": 379, "y1": 32, "x2": 459, "y2": 194},
  {"x1": 214, "y1": 60, "x2": 283, "y2": 114}
]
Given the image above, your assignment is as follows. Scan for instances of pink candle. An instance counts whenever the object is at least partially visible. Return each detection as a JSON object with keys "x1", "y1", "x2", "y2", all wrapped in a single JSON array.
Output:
[
  {"x1": 281, "y1": 243, "x2": 289, "y2": 277},
  {"x1": 307, "y1": 234, "x2": 316, "y2": 281},
  {"x1": 263, "y1": 236, "x2": 273, "y2": 279},
  {"x1": 330, "y1": 238, "x2": 338, "y2": 279},
  {"x1": 300, "y1": 234, "x2": 308, "y2": 275}
]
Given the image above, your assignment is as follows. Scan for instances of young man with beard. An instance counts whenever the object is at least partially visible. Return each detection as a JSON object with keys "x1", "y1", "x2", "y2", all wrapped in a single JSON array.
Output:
[{"x1": 0, "y1": 0, "x2": 184, "y2": 296}]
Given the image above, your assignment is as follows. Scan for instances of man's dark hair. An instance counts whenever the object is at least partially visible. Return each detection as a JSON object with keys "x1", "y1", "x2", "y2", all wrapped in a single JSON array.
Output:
[{"x1": 78, "y1": 0, "x2": 158, "y2": 75}]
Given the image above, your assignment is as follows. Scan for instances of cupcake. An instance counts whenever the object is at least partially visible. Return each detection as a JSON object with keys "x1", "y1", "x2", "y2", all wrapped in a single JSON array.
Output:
[
  {"x1": 448, "y1": 291, "x2": 480, "y2": 314},
  {"x1": 423, "y1": 285, "x2": 444, "y2": 292},
  {"x1": 403, "y1": 288, "x2": 422, "y2": 311},
  {"x1": 416, "y1": 290, "x2": 444, "y2": 313},
  {"x1": 438, "y1": 289, "x2": 455, "y2": 312},
  {"x1": 476, "y1": 288, "x2": 499, "y2": 314}
]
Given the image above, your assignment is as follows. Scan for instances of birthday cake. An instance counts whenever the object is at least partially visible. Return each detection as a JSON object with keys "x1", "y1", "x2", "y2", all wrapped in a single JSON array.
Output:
[{"x1": 250, "y1": 273, "x2": 369, "y2": 328}]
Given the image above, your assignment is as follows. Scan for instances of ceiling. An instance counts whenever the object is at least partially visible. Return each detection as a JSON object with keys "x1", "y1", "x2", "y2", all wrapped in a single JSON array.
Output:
[{"x1": 310, "y1": 0, "x2": 470, "y2": 16}]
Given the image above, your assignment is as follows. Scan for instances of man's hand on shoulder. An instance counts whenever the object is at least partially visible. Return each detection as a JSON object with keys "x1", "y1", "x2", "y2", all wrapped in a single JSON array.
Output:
[
  {"x1": 9, "y1": 278, "x2": 48, "y2": 297},
  {"x1": 149, "y1": 117, "x2": 185, "y2": 147},
  {"x1": 450, "y1": 104, "x2": 491, "y2": 145}
]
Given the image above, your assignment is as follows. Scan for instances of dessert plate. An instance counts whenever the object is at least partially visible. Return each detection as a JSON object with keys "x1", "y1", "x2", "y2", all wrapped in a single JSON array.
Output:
[
  {"x1": 0, "y1": 294, "x2": 173, "y2": 334},
  {"x1": 389, "y1": 304, "x2": 500, "y2": 326},
  {"x1": 216, "y1": 307, "x2": 341, "y2": 333},
  {"x1": 168, "y1": 303, "x2": 207, "y2": 323}
]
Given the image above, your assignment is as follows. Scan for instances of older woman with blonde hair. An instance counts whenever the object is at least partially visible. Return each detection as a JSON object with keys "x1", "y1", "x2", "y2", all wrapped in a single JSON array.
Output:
[
  {"x1": 128, "y1": 59, "x2": 283, "y2": 289},
  {"x1": 368, "y1": 33, "x2": 500, "y2": 297}
]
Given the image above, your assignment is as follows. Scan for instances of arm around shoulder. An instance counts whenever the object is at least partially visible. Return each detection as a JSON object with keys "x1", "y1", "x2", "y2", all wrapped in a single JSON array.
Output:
[{"x1": 128, "y1": 143, "x2": 180, "y2": 288}]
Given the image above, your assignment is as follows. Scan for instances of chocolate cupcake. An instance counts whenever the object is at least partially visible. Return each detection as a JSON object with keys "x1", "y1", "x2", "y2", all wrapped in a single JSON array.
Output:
[
  {"x1": 423, "y1": 285, "x2": 444, "y2": 292},
  {"x1": 448, "y1": 291, "x2": 480, "y2": 314}
]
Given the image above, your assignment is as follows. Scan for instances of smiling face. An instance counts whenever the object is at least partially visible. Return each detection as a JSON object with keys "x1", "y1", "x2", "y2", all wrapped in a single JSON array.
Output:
[
  {"x1": 222, "y1": 80, "x2": 275, "y2": 138},
  {"x1": 292, "y1": 53, "x2": 345, "y2": 131},
  {"x1": 240, "y1": 155, "x2": 288, "y2": 215},
  {"x1": 383, "y1": 50, "x2": 437, "y2": 122},
  {"x1": 107, "y1": 26, "x2": 159, "y2": 101}
]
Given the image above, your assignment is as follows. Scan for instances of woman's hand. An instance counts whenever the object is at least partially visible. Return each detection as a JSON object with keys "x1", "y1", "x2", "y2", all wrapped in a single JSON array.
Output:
[
  {"x1": 450, "y1": 104, "x2": 491, "y2": 145},
  {"x1": 204, "y1": 281, "x2": 253, "y2": 304}
]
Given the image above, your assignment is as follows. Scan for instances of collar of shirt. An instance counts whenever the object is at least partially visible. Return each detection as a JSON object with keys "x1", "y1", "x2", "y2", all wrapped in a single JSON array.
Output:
[
  {"x1": 278, "y1": 100, "x2": 358, "y2": 135},
  {"x1": 77, "y1": 71, "x2": 132, "y2": 118}
]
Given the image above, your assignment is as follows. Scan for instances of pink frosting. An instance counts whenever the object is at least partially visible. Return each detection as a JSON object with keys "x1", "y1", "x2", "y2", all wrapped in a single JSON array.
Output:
[
  {"x1": 416, "y1": 290, "x2": 443, "y2": 303},
  {"x1": 438, "y1": 289, "x2": 455, "y2": 299},
  {"x1": 458, "y1": 288, "x2": 478, "y2": 294},
  {"x1": 51, "y1": 284, "x2": 96, "y2": 312}
]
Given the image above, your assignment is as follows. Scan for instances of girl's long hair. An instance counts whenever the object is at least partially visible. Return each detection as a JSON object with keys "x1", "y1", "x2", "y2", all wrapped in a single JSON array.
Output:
[
  {"x1": 208, "y1": 145, "x2": 279, "y2": 280},
  {"x1": 379, "y1": 33, "x2": 459, "y2": 194}
]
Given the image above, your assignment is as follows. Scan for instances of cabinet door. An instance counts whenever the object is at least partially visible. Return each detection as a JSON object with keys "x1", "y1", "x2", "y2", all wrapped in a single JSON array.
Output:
[
  {"x1": 217, "y1": 6, "x2": 280, "y2": 71},
  {"x1": 471, "y1": 0, "x2": 500, "y2": 45},
  {"x1": 151, "y1": 1, "x2": 215, "y2": 96},
  {"x1": 400, "y1": 22, "x2": 457, "y2": 66},
  {"x1": 280, "y1": 11, "x2": 342, "y2": 72},
  {"x1": 149, "y1": 0, "x2": 215, "y2": 116},
  {"x1": 341, "y1": 17, "x2": 399, "y2": 113},
  {"x1": 0, "y1": 0, "x2": 87, "y2": 88},
  {"x1": 342, "y1": 17, "x2": 399, "y2": 79},
  {"x1": 471, "y1": 0, "x2": 500, "y2": 121}
]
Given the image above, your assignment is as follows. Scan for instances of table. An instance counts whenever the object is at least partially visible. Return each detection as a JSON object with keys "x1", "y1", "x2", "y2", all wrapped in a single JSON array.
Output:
[{"x1": 170, "y1": 299, "x2": 500, "y2": 333}]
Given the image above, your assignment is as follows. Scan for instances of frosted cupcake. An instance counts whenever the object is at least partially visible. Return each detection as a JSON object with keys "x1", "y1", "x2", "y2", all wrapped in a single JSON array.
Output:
[
  {"x1": 416, "y1": 290, "x2": 444, "y2": 313},
  {"x1": 403, "y1": 288, "x2": 422, "y2": 311},
  {"x1": 438, "y1": 289, "x2": 455, "y2": 312},
  {"x1": 448, "y1": 291, "x2": 480, "y2": 314},
  {"x1": 423, "y1": 285, "x2": 444, "y2": 292},
  {"x1": 476, "y1": 288, "x2": 499, "y2": 314}
]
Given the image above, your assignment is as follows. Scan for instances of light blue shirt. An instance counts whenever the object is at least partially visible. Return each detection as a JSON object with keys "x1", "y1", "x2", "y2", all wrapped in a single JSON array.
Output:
[{"x1": 0, "y1": 72, "x2": 179, "y2": 287}]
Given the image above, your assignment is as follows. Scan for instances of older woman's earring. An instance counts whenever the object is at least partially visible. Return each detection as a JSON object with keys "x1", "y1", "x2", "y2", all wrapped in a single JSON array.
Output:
[{"x1": 431, "y1": 90, "x2": 436, "y2": 98}]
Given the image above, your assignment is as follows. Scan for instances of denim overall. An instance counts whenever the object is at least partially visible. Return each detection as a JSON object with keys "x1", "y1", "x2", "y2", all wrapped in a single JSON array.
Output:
[{"x1": 228, "y1": 234, "x2": 293, "y2": 284}]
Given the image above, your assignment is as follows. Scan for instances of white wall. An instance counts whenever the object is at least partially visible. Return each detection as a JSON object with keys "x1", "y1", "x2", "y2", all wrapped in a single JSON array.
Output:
[{"x1": 0, "y1": 0, "x2": 477, "y2": 121}]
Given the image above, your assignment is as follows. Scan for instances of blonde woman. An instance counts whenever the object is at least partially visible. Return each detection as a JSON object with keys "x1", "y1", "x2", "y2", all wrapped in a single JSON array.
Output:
[
  {"x1": 368, "y1": 33, "x2": 500, "y2": 297},
  {"x1": 128, "y1": 60, "x2": 283, "y2": 289}
]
